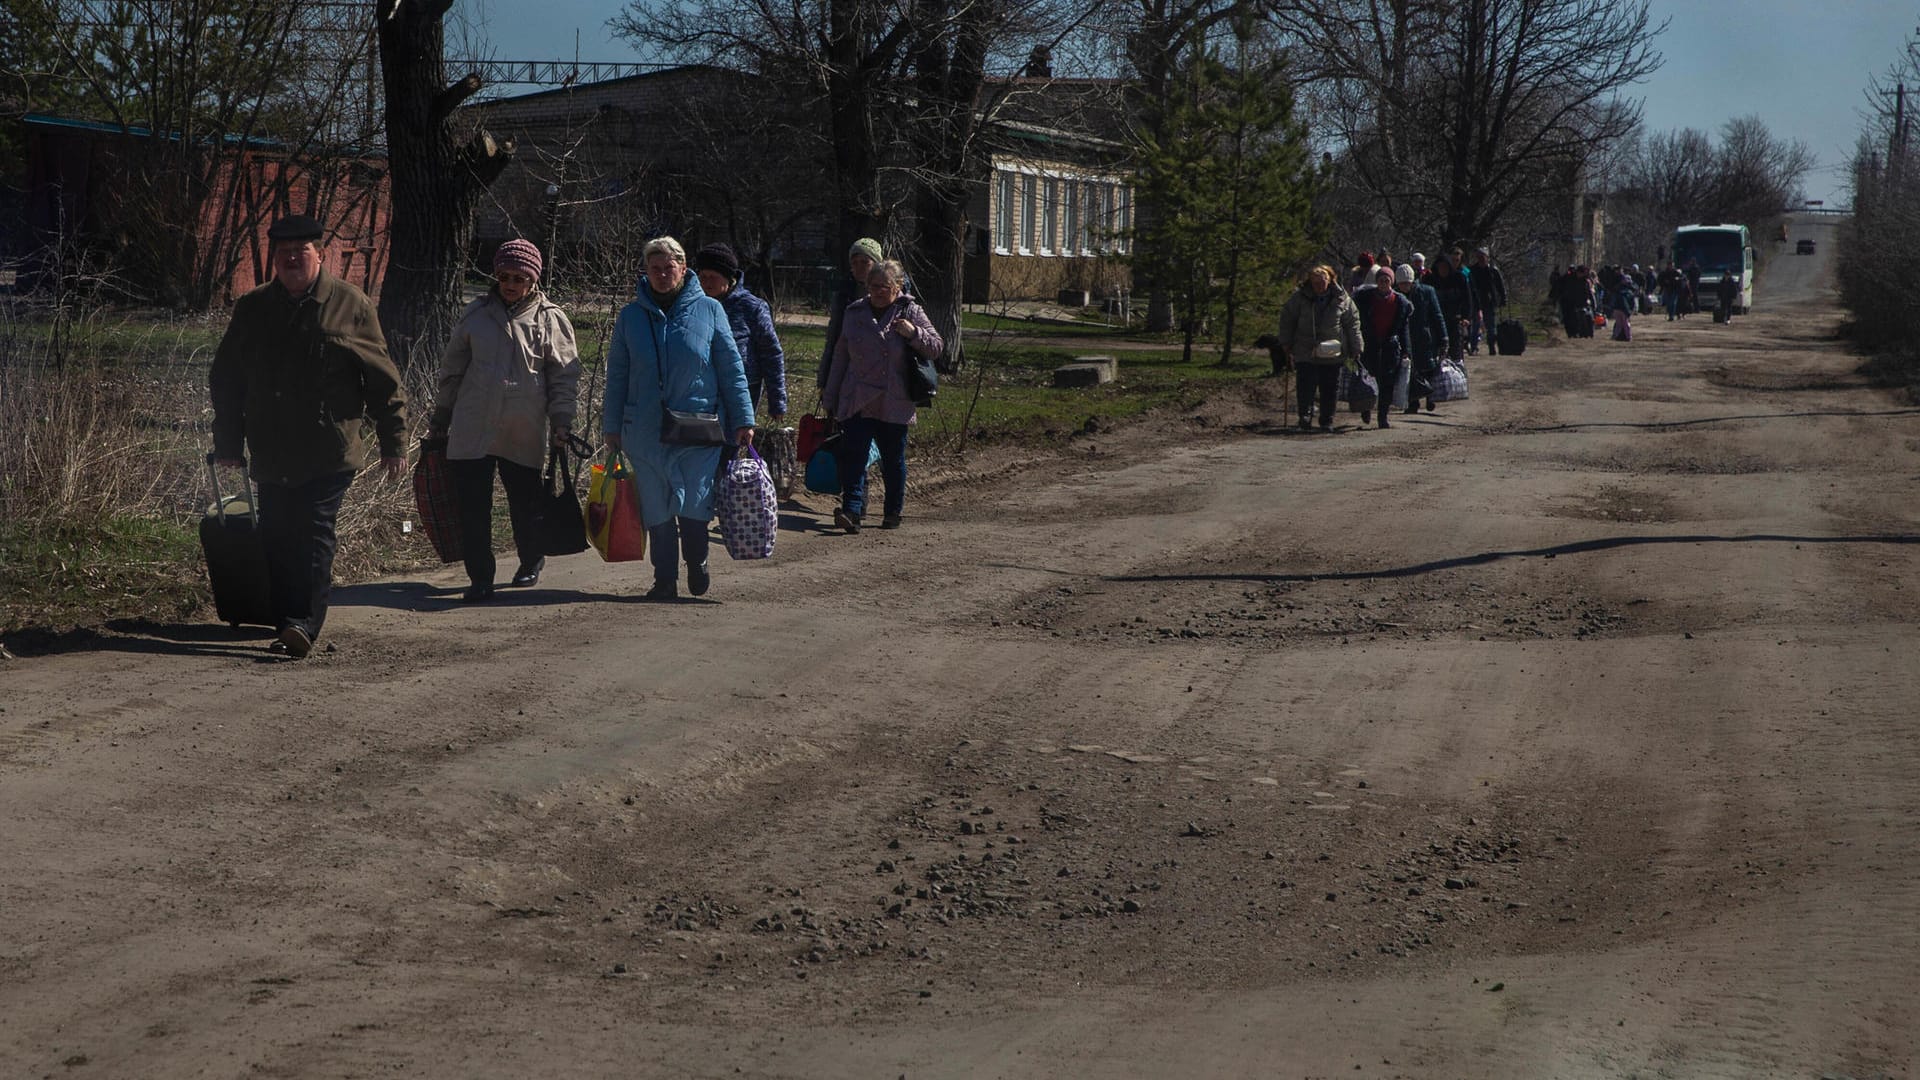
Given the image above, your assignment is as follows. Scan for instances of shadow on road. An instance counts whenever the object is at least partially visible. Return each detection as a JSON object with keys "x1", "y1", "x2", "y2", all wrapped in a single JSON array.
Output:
[
  {"x1": 330, "y1": 581, "x2": 626, "y2": 611},
  {"x1": 1108, "y1": 533, "x2": 1920, "y2": 585},
  {"x1": 8, "y1": 620, "x2": 280, "y2": 660},
  {"x1": 778, "y1": 510, "x2": 835, "y2": 534},
  {"x1": 1500, "y1": 408, "x2": 1920, "y2": 434}
]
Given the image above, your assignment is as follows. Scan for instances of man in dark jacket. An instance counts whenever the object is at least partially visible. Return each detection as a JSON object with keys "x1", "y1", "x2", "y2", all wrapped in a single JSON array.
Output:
[
  {"x1": 1658, "y1": 261, "x2": 1685, "y2": 321},
  {"x1": 1428, "y1": 254, "x2": 1476, "y2": 358},
  {"x1": 694, "y1": 243, "x2": 788, "y2": 419},
  {"x1": 1715, "y1": 272, "x2": 1740, "y2": 324},
  {"x1": 211, "y1": 214, "x2": 407, "y2": 659},
  {"x1": 1470, "y1": 248, "x2": 1509, "y2": 354}
]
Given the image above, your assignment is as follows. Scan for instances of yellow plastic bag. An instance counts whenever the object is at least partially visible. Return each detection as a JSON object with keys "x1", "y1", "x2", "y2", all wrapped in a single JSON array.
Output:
[{"x1": 585, "y1": 451, "x2": 647, "y2": 562}]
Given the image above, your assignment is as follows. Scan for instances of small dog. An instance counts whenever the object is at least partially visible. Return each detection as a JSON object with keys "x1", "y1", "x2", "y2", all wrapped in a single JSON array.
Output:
[{"x1": 1253, "y1": 334, "x2": 1290, "y2": 376}]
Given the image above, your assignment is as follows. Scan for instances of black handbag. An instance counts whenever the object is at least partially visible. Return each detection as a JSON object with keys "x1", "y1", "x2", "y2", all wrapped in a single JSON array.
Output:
[
  {"x1": 646, "y1": 307, "x2": 731, "y2": 446},
  {"x1": 905, "y1": 352, "x2": 938, "y2": 408},
  {"x1": 536, "y1": 441, "x2": 590, "y2": 556},
  {"x1": 659, "y1": 403, "x2": 728, "y2": 446},
  {"x1": 901, "y1": 301, "x2": 938, "y2": 407}
]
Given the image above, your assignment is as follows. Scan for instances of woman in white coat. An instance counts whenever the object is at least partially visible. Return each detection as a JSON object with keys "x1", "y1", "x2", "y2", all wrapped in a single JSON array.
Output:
[{"x1": 431, "y1": 239, "x2": 580, "y2": 602}]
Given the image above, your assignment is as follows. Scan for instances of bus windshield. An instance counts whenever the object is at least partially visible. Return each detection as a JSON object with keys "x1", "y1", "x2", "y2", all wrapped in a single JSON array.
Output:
[{"x1": 1673, "y1": 232, "x2": 1743, "y2": 274}]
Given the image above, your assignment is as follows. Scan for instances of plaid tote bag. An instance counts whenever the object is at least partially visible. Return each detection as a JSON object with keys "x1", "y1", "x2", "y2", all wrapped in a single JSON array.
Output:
[{"x1": 411, "y1": 437, "x2": 462, "y2": 563}]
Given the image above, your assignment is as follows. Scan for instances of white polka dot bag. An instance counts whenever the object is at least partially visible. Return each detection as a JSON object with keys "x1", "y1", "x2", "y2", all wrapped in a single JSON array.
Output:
[{"x1": 716, "y1": 446, "x2": 778, "y2": 560}]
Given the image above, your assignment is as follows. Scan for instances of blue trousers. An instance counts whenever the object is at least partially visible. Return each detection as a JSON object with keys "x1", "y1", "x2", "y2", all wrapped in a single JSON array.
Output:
[{"x1": 837, "y1": 415, "x2": 909, "y2": 520}]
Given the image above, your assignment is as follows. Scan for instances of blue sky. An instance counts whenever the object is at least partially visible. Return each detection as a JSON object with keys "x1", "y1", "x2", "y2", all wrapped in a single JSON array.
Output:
[{"x1": 463, "y1": 0, "x2": 1916, "y2": 207}]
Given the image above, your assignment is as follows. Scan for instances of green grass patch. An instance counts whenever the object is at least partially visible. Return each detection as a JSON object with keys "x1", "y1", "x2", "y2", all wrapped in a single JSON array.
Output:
[
  {"x1": 960, "y1": 310, "x2": 1147, "y2": 339},
  {"x1": 1, "y1": 308, "x2": 228, "y2": 369},
  {"x1": 0, "y1": 513, "x2": 206, "y2": 634}
]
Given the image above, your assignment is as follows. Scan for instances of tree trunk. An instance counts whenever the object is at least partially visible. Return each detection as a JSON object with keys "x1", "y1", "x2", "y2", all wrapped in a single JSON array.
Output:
[
  {"x1": 375, "y1": 0, "x2": 513, "y2": 372},
  {"x1": 904, "y1": 0, "x2": 989, "y2": 373}
]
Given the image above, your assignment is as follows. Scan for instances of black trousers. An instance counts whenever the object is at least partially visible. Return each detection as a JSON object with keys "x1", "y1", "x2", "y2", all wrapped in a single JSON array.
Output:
[
  {"x1": 1479, "y1": 306, "x2": 1501, "y2": 353},
  {"x1": 649, "y1": 517, "x2": 711, "y2": 585},
  {"x1": 1296, "y1": 363, "x2": 1341, "y2": 425},
  {"x1": 1362, "y1": 358, "x2": 1404, "y2": 421},
  {"x1": 256, "y1": 469, "x2": 353, "y2": 641},
  {"x1": 450, "y1": 455, "x2": 545, "y2": 587}
]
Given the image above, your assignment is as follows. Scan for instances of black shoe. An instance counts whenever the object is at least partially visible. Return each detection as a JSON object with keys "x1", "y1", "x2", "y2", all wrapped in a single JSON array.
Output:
[
  {"x1": 1403, "y1": 405, "x2": 1419, "y2": 415},
  {"x1": 460, "y1": 584, "x2": 494, "y2": 603},
  {"x1": 880, "y1": 515, "x2": 901, "y2": 530},
  {"x1": 510, "y1": 559, "x2": 544, "y2": 588},
  {"x1": 276, "y1": 624, "x2": 312, "y2": 659},
  {"x1": 833, "y1": 508, "x2": 861, "y2": 534},
  {"x1": 1319, "y1": 422, "x2": 1334, "y2": 433},
  {"x1": 1298, "y1": 417, "x2": 1313, "y2": 431},
  {"x1": 645, "y1": 579, "x2": 678, "y2": 602},
  {"x1": 687, "y1": 561, "x2": 710, "y2": 597},
  {"x1": 1377, "y1": 415, "x2": 1391, "y2": 429}
]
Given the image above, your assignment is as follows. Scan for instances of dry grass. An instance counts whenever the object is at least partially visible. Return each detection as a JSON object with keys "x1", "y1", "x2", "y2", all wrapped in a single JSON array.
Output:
[{"x1": 0, "y1": 299, "x2": 444, "y2": 638}]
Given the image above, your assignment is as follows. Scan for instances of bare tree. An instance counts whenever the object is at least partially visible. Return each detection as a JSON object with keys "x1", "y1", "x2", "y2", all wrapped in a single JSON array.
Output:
[
  {"x1": 14, "y1": 0, "x2": 383, "y2": 309},
  {"x1": 375, "y1": 0, "x2": 514, "y2": 370},
  {"x1": 613, "y1": 0, "x2": 916, "y2": 253},
  {"x1": 1605, "y1": 119, "x2": 1815, "y2": 263},
  {"x1": 1842, "y1": 27, "x2": 1920, "y2": 356},
  {"x1": 1275, "y1": 0, "x2": 1664, "y2": 247}
]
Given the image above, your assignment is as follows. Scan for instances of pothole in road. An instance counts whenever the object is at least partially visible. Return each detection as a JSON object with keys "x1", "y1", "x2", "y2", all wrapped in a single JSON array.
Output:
[
  {"x1": 1545, "y1": 483, "x2": 1682, "y2": 525},
  {"x1": 1704, "y1": 366, "x2": 1870, "y2": 393},
  {"x1": 1556, "y1": 444, "x2": 1777, "y2": 476},
  {"x1": 451, "y1": 734, "x2": 1768, "y2": 1023},
  {"x1": 996, "y1": 555, "x2": 1641, "y2": 646}
]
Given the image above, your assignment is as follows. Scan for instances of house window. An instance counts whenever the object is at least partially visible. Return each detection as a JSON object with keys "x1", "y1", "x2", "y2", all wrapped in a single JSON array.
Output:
[
  {"x1": 1063, "y1": 180, "x2": 1080, "y2": 256},
  {"x1": 1020, "y1": 174, "x2": 1037, "y2": 253},
  {"x1": 994, "y1": 170, "x2": 1014, "y2": 253},
  {"x1": 1085, "y1": 184, "x2": 1106, "y2": 253},
  {"x1": 1115, "y1": 185, "x2": 1132, "y2": 254},
  {"x1": 1042, "y1": 178, "x2": 1059, "y2": 255}
]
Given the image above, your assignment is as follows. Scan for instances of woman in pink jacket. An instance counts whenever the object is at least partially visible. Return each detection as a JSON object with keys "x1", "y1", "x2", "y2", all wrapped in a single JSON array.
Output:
[{"x1": 821, "y1": 259, "x2": 943, "y2": 533}]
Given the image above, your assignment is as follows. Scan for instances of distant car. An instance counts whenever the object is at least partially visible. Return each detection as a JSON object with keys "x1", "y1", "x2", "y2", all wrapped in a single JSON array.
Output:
[{"x1": 1796, "y1": 239, "x2": 1816, "y2": 255}]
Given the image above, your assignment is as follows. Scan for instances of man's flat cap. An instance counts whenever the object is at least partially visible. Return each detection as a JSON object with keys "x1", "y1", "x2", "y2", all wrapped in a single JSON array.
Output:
[{"x1": 267, "y1": 214, "x2": 325, "y2": 243}]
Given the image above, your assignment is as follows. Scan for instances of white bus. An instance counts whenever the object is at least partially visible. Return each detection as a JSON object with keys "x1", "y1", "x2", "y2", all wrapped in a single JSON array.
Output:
[{"x1": 1671, "y1": 223, "x2": 1754, "y2": 314}]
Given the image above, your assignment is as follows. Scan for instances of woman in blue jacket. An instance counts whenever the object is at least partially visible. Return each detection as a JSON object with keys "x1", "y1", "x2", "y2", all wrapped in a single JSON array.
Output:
[
  {"x1": 603, "y1": 237, "x2": 755, "y2": 600},
  {"x1": 693, "y1": 242, "x2": 788, "y2": 420}
]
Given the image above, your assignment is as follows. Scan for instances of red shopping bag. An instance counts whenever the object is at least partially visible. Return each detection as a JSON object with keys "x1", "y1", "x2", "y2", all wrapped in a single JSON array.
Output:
[
  {"x1": 585, "y1": 451, "x2": 647, "y2": 562},
  {"x1": 796, "y1": 413, "x2": 834, "y2": 464},
  {"x1": 412, "y1": 436, "x2": 462, "y2": 563}
]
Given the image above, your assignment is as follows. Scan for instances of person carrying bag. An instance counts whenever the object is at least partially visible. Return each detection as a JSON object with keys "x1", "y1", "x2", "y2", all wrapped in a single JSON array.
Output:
[{"x1": 601, "y1": 237, "x2": 755, "y2": 600}]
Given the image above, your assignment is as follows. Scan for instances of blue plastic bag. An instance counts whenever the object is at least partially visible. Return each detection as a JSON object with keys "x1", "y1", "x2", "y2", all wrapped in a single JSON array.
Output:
[{"x1": 803, "y1": 435, "x2": 880, "y2": 495}]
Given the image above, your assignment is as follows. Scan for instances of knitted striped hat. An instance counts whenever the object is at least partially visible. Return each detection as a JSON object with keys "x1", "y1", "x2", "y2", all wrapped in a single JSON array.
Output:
[{"x1": 493, "y1": 238, "x2": 542, "y2": 279}]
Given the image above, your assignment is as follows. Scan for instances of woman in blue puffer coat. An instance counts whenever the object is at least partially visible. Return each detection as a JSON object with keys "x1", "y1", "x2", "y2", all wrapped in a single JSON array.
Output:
[{"x1": 602, "y1": 237, "x2": 755, "y2": 601}]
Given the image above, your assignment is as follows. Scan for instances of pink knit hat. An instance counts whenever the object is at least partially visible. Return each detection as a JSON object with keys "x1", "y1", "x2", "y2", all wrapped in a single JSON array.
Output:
[{"x1": 493, "y1": 238, "x2": 542, "y2": 279}]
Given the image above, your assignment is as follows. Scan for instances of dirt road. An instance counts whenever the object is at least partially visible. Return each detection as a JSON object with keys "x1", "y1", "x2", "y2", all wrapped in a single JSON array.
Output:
[{"x1": 4, "y1": 219, "x2": 1916, "y2": 1079}]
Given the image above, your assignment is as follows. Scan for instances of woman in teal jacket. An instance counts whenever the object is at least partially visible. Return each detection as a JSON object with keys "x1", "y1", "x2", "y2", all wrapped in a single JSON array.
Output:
[{"x1": 603, "y1": 236, "x2": 755, "y2": 600}]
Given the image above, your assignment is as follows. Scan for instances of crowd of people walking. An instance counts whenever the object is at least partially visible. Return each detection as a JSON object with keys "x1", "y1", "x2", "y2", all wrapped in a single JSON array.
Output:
[
  {"x1": 211, "y1": 214, "x2": 1740, "y2": 660},
  {"x1": 1552, "y1": 257, "x2": 1734, "y2": 340},
  {"x1": 1276, "y1": 245, "x2": 1502, "y2": 432},
  {"x1": 210, "y1": 217, "x2": 946, "y2": 658}
]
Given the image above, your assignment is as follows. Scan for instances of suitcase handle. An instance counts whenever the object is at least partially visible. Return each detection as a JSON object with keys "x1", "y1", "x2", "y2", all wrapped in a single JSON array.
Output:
[{"x1": 205, "y1": 452, "x2": 256, "y2": 525}]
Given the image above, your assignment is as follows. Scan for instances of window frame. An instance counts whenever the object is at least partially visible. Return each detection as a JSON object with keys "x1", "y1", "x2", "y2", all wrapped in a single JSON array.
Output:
[{"x1": 994, "y1": 170, "x2": 1015, "y2": 254}]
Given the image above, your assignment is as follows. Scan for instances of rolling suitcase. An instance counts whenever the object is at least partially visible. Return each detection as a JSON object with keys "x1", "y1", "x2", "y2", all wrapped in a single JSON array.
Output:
[
  {"x1": 200, "y1": 454, "x2": 274, "y2": 629},
  {"x1": 1495, "y1": 319, "x2": 1527, "y2": 356}
]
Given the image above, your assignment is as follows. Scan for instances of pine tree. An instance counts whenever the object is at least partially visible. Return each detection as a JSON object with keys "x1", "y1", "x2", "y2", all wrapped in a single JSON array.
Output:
[{"x1": 1130, "y1": 40, "x2": 1324, "y2": 364}]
